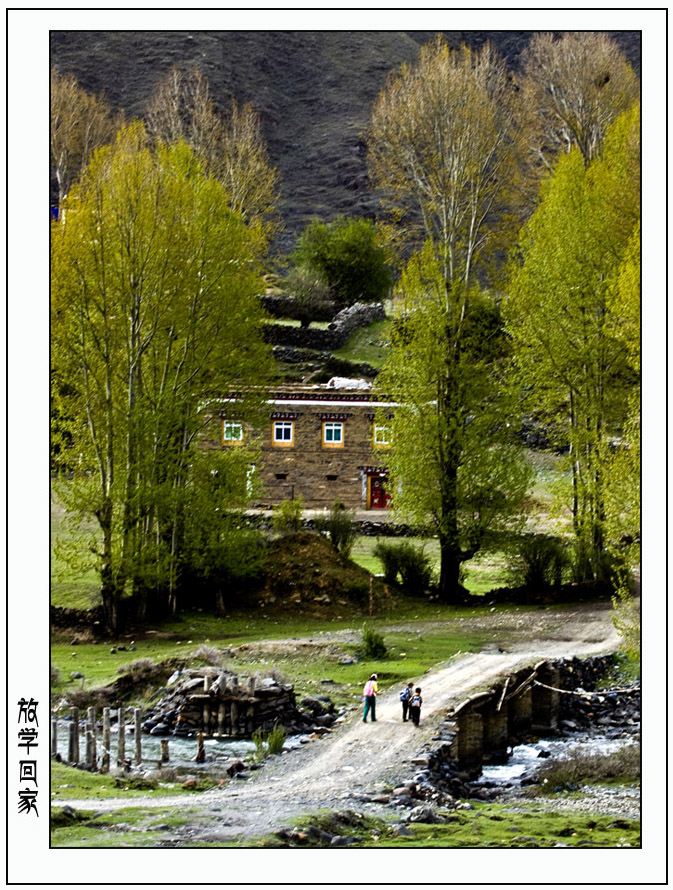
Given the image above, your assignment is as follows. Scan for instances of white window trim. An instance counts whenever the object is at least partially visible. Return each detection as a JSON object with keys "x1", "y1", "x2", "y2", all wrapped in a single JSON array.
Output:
[
  {"x1": 323, "y1": 421, "x2": 344, "y2": 446},
  {"x1": 374, "y1": 424, "x2": 392, "y2": 446},
  {"x1": 223, "y1": 421, "x2": 243, "y2": 443},
  {"x1": 273, "y1": 420, "x2": 294, "y2": 446}
]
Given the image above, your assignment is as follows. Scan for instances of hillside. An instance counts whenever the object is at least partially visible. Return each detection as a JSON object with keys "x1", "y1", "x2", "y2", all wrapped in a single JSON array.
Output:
[{"x1": 50, "y1": 30, "x2": 640, "y2": 251}]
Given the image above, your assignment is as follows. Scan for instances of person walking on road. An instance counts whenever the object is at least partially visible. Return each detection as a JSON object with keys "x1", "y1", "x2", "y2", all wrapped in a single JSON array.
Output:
[
  {"x1": 362, "y1": 673, "x2": 378, "y2": 722},
  {"x1": 409, "y1": 687, "x2": 423, "y2": 726},
  {"x1": 400, "y1": 681, "x2": 414, "y2": 722}
]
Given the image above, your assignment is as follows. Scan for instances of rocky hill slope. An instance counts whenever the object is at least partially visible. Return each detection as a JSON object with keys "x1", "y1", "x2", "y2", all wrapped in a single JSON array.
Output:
[{"x1": 50, "y1": 30, "x2": 640, "y2": 250}]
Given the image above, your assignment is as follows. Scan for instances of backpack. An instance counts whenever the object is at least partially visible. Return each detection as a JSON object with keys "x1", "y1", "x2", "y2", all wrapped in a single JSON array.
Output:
[
  {"x1": 400, "y1": 687, "x2": 411, "y2": 701},
  {"x1": 411, "y1": 693, "x2": 422, "y2": 707},
  {"x1": 363, "y1": 681, "x2": 375, "y2": 697}
]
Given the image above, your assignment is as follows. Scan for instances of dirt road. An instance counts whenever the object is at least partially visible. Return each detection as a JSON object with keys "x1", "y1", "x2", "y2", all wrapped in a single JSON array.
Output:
[{"x1": 52, "y1": 601, "x2": 621, "y2": 843}]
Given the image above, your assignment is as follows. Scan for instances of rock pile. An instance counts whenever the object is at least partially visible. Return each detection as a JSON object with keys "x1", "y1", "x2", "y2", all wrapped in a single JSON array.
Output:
[{"x1": 142, "y1": 668, "x2": 338, "y2": 739}]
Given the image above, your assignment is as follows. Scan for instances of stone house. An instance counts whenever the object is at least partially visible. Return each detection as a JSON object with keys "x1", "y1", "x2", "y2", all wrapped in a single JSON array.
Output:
[{"x1": 219, "y1": 380, "x2": 399, "y2": 511}]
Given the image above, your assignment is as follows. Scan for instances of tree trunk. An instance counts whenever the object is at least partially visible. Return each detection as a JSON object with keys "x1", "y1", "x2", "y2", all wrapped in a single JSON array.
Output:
[{"x1": 99, "y1": 498, "x2": 121, "y2": 633}]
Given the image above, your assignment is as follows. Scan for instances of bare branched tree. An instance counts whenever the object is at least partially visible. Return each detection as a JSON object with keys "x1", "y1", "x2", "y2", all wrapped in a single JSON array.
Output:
[
  {"x1": 145, "y1": 67, "x2": 278, "y2": 230},
  {"x1": 50, "y1": 69, "x2": 121, "y2": 209},
  {"x1": 519, "y1": 31, "x2": 639, "y2": 168}
]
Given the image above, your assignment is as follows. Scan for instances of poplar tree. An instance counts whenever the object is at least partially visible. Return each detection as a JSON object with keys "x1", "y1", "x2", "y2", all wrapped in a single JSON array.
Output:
[
  {"x1": 368, "y1": 39, "x2": 530, "y2": 602},
  {"x1": 504, "y1": 105, "x2": 640, "y2": 583},
  {"x1": 519, "y1": 31, "x2": 639, "y2": 169},
  {"x1": 145, "y1": 66, "x2": 279, "y2": 235},
  {"x1": 52, "y1": 123, "x2": 271, "y2": 630},
  {"x1": 50, "y1": 68, "x2": 121, "y2": 210}
]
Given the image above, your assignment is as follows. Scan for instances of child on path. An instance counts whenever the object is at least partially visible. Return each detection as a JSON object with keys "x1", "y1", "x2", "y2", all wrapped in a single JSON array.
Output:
[
  {"x1": 362, "y1": 673, "x2": 378, "y2": 722},
  {"x1": 399, "y1": 681, "x2": 414, "y2": 722},
  {"x1": 409, "y1": 687, "x2": 422, "y2": 726}
]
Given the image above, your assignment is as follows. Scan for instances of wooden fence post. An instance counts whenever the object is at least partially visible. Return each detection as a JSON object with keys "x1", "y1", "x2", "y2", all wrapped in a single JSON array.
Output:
[
  {"x1": 160, "y1": 739, "x2": 170, "y2": 764},
  {"x1": 69, "y1": 707, "x2": 79, "y2": 764},
  {"x1": 101, "y1": 708, "x2": 111, "y2": 773},
  {"x1": 134, "y1": 708, "x2": 142, "y2": 766},
  {"x1": 87, "y1": 707, "x2": 97, "y2": 768},
  {"x1": 117, "y1": 707, "x2": 126, "y2": 767},
  {"x1": 195, "y1": 731, "x2": 205, "y2": 763},
  {"x1": 51, "y1": 717, "x2": 58, "y2": 758}
]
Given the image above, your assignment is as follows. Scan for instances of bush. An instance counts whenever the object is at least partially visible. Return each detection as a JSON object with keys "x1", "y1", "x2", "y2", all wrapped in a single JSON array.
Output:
[
  {"x1": 372, "y1": 540, "x2": 401, "y2": 584},
  {"x1": 193, "y1": 645, "x2": 224, "y2": 667},
  {"x1": 360, "y1": 624, "x2": 388, "y2": 659},
  {"x1": 537, "y1": 743, "x2": 640, "y2": 792},
  {"x1": 252, "y1": 722, "x2": 287, "y2": 763},
  {"x1": 509, "y1": 534, "x2": 570, "y2": 589},
  {"x1": 272, "y1": 496, "x2": 304, "y2": 535},
  {"x1": 116, "y1": 657, "x2": 155, "y2": 678},
  {"x1": 396, "y1": 542, "x2": 434, "y2": 591},
  {"x1": 51, "y1": 663, "x2": 61, "y2": 687},
  {"x1": 373, "y1": 540, "x2": 434, "y2": 592},
  {"x1": 315, "y1": 501, "x2": 359, "y2": 557}
]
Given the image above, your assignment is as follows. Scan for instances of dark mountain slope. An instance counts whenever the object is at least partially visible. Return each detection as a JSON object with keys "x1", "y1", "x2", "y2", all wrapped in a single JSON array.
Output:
[{"x1": 50, "y1": 30, "x2": 640, "y2": 248}]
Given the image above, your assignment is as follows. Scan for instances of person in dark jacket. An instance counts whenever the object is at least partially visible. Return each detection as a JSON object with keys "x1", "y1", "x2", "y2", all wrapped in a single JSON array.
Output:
[
  {"x1": 409, "y1": 687, "x2": 423, "y2": 726},
  {"x1": 400, "y1": 681, "x2": 414, "y2": 722}
]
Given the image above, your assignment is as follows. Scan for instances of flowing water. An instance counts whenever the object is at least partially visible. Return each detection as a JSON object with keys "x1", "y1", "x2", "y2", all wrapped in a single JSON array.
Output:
[
  {"x1": 53, "y1": 720, "x2": 314, "y2": 772},
  {"x1": 476, "y1": 733, "x2": 636, "y2": 787}
]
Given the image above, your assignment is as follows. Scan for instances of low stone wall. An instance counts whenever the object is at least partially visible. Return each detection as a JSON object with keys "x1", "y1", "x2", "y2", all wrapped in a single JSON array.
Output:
[
  {"x1": 261, "y1": 293, "x2": 338, "y2": 322},
  {"x1": 263, "y1": 302, "x2": 386, "y2": 350},
  {"x1": 142, "y1": 668, "x2": 337, "y2": 739}
]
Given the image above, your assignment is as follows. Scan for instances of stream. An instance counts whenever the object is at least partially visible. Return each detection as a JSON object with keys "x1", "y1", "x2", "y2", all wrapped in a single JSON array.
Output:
[
  {"x1": 474, "y1": 732, "x2": 637, "y2": 789},
  {"x1": 53, "y1": 723, "x2": 309, "y2": 772}
]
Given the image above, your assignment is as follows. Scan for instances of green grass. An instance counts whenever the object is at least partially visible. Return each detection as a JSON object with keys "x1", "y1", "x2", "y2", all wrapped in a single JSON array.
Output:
[
  {"x1": 50, "y1": 762, "x2": 218, "y2": 803},
  {"x1": 51, "y1": 492, "x2": 101, "y2": 610},
  {"x1": 51, "y1": 603, "x2": 492, "y2": 711},
  {"x1": 264, "y1": 318, "x2": 331, "y2": 329},
  {"x1": 332, "y1": 318, "x2": 392, "y2": 368},
  {"x1": 256, "y1": 801, "x2": 640, "y2": 849},
  {"x1": 50, "y1": 803, "x2": 207, "y2": 848}
]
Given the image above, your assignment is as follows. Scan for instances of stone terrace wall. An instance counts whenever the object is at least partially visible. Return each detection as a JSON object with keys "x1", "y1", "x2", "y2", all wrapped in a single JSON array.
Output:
[{"x1": 263, "y1": 302, "x2": 386, "y2": 350}]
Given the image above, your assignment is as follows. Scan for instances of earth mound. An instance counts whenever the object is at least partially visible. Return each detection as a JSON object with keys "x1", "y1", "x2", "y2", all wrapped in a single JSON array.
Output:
[{"x1": 252, "y1": 531, "x2": 392, "y2": 617}]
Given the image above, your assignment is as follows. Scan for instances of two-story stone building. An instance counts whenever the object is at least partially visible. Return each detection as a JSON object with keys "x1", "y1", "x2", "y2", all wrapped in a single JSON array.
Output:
[{"x1": 220, "y1": 380, "x2": 399, "y2": 511}]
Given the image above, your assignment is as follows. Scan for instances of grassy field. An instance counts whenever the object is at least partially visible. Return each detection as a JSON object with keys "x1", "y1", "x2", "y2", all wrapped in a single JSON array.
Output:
[
  {"x1": 49, "y1": 793, "x2": 640, "y2": 849},
  {"x1": 332, "y1": 317, "x2": 392, "y2": 369},
  {"x1": 51, "y1": 598, "x2": 494, "y2": 710}
]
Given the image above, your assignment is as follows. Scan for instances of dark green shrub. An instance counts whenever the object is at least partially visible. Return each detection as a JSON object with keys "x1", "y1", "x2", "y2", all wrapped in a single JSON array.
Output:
[
  {"x1": 360, "y1": 624, "x2": 388, "y2": 659},
  {"x1": 396, "y1": 542, "x2": 434, "y2": 591},
  {"x1": 509, "y1": 534, "x2": 570, "y2": 589},
  {"x1": 373, "y1": 540, "x2": 434, "y2": 591},
  {"x1": 315, "y1": 501, "x2": 359, "y2": 558},
  {"x1": 570, "y1": 542, "x2": 621, "y2": 586},
  {"x1": 372, "y1": 540, "x2": 401, "y2": 584}
]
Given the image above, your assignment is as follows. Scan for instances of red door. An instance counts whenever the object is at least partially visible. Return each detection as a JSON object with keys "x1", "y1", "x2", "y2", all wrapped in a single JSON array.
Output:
[{"x1": 370, "y1": 476, "x2": 391, "y2": 509}]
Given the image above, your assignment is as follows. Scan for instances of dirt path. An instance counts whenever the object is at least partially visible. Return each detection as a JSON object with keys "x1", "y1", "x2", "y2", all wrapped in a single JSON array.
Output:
[{"x1": 53, "y1": 602, "x2": 621, "y2": 843}]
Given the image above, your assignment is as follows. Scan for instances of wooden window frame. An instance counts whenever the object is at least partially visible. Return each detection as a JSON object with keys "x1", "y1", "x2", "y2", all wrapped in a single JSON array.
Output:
[
  {"x1": 322, "y1": 421, "x2": 344, "y2": 448},
  {"x1": 272, "y1": 420, "x2": 294, "y2": 447}
]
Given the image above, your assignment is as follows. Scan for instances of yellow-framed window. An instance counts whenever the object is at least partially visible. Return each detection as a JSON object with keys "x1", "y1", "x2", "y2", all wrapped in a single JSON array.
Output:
[
  {"x1": 322, "y1": 421, "x2": 344, "y2": 448},
  {"x1": 223, "y1": 421, "x2": 244, "y2": 445},
  {"x1": 272, "y1": 420, "x2": 294, "y2": 447}
]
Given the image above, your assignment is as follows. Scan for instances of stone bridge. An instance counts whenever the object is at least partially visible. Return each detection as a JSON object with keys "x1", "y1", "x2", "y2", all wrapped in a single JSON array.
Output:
[{"x1": 445, "y1": 660, "x2": 562, "y2": 777}]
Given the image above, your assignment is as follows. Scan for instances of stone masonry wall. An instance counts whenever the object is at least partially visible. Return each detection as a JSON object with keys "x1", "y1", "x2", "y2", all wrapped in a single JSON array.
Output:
[{"x1": 254, "y1": 400, "x2": 392, "y2": 509}]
